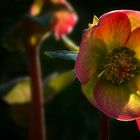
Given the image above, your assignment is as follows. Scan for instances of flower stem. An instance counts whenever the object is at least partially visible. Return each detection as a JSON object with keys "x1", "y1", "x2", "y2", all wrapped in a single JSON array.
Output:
[
  {"x1": 98, "y1": 111, "x2": 110, "y2": 140},
  {"x1": 27, "y1": 46, "x2": 46, "y2": 140},
  {"x1": 62, "y1": 35, "x2": 79, "y2": 52}
]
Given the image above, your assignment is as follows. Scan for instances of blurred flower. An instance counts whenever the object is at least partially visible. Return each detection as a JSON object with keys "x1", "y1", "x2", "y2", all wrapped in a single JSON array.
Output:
[
  {"x1": 50, "y1": 10, "x2": 77, "y2": 39},
  {"x1": 30, "y1": 0, "x2": 78, "y2": 39},
  {"x1": 30, "y1": 3, "x2": 41, "y2": 16},
  {"x1": 30, "y1": 0, "x2": 71, "y2": 15},
  {"x1": 75, "y1": 10, "x2": 140, "y2": 121}
]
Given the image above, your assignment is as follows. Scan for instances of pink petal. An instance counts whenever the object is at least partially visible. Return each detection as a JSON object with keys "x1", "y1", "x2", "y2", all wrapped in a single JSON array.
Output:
[
  {"x1": 100, "y1": 10, "x2": 140, "y2": 31},
  {"x1": 119, "y1": 10, "x2": 140, "y2": 31},
  {"x1": 93, "y1": 12, "x2": 131, "y2": 50},
  {"x1": 75, "y1": 28, "x2": 108, "y2": 84},
  {"x1": 52, "y1": 11, "x2": 78, "y2": 39},
  {"x1": 94, "y1": 81, "x2": 140, "y2": 121},
  {"x1": 126, "y1": 27, "x2": 140, "y2": 60},
  {"x1": 136, "y1": 118, "x2": 140, "y2": 131}
]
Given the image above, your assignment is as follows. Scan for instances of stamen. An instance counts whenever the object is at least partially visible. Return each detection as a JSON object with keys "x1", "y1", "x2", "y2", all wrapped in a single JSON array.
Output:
[{"x1": 99, "y1": 47, "x2": 138, "y2": 85}]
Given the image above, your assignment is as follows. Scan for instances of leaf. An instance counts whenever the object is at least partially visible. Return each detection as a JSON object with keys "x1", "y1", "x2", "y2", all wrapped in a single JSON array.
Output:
[
  {"x1": 2, "y1": 77, "x2": 31, "y2": 104},
  {"x1": 45, "y1": 50, "x2": 78, "y2": 61},
  {"x1": 0, "y1": 77, "x2": 27, "y2": 98},
  {"x1": 25, "y1": 14, "x2": 52, "y2": 26},
  {"x1": 2, "y1": 70, "x2": 75, "y2": 104},
  {"x1": 44, "y1": 70, "x2": 75, "y2": 92},
  {"x1": 1, "y1": 70, "x2": 75, "y2": 127}
]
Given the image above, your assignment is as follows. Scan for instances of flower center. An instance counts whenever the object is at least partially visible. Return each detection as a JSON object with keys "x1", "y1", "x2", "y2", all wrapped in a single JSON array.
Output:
[{"x1": 98, "y1": 47, "x2": 139, "y2": 85}]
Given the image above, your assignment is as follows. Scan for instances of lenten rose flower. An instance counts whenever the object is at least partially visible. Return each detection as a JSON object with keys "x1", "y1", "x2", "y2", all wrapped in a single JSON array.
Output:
[
  {"x1": 50, "y1": 10, "x2": 78, "y2": 39},
  {"x1": 30, "y1": 0, "x2": 78, "y2": 39},
  {"x1": 75, "y1": 10, "x2": 140, "y2": 121}
]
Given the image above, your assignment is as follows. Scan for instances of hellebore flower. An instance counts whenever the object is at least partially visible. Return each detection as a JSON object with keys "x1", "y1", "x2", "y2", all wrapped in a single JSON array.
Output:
[
  {"x1": 50, "y1": 10, "x2": 78, "y2": 39},
  {"x1": 75, "y1": 10, "x2": 140, "y2": 121},
  {"x1": 30, "y1": 0, "x2": 78, "y2": 39}
]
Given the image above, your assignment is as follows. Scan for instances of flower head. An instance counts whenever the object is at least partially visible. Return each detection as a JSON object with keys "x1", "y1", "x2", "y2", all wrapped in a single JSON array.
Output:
[
  {"x1": 75, "y1": 10, "x2": 140, "y2": 121},
  {"x1": 51, "y1": 10, "x2": 78, "y2": 39},
  {"x1": 30, "y1": 0, "x2": 78, "y2": 39}
]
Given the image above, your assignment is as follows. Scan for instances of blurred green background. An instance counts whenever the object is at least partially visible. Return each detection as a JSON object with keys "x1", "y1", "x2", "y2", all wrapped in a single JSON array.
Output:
[{"x1": 0, "y1": 0, "x2": 140, "y2": 140}]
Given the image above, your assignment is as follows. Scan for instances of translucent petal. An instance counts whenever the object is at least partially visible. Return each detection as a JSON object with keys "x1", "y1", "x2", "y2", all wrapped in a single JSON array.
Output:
[
  {"x1": 94, "y1": 81, "x2": 140, "y2": 121},
  {"x1": 119, "y1": 10, "x2": 140, "y2": 31},
  {"x1": 93, "y1": 12, "x2": 131, "y2": 50},
  {"x1": 126, "y1": 27, "x2": 140, "y2": 60},
  {"x1": 75, "y1": 29, "x2": 108, "y2": 84}
]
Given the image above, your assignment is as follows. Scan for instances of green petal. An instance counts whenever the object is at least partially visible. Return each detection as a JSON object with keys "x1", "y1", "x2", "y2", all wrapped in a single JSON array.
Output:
[
  {"x1": 75, "y1": 31, "x2": 108, "y2": 84},
  {"x1": 81, "y1": 73, "x2": 99, "y2": 106}
]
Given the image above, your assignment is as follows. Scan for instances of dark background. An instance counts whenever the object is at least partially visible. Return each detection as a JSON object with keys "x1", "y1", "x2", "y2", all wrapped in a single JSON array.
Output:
[{"x1": 0, "y1": 0, "x2": 140, "y2": 140}]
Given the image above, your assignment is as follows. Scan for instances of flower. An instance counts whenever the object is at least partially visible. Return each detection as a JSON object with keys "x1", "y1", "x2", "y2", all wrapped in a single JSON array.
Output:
[
  {"x1": 30, "y1": 0, "x2": 78, "y2": 39},
  {"x1": 30, "y1": 0, "x2": 70, "y2": 16},
  {"x1": 75, "y1": 10, "x2": 140, "y2": 121},
  {"x1": 50, "y1": 10, "x2": 78, "y2": 39}
]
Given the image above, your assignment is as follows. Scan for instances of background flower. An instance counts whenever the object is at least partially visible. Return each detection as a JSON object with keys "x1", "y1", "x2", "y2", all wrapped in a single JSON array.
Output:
[
  {"x1": 30, "y1": 0, "x2": 78, "y2": 39},
  {"x1": 50, "y1": 10, "x2": 78, "y2": 39}
]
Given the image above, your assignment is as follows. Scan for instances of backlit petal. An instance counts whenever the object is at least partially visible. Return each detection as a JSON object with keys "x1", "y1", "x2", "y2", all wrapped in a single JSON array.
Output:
[
  {"x1": 101, "y1": 10, "x2": 140, "y2": 31},
  {"x1": 94, "y1": 81, "x2": 140, "y2": 121},
  {"x1": 129, "y1": 76, "x2": 140, "y2": 125},
  {"x1": 119, "y1": 10, "x2": 140, "y2": 31},
  {"x1": 136, "y1": 118, "x2": 140, "y2": 131},
  {"x1": 81, "y1": 73, "x2": 99, "y2": 106},
  {"x1": 131, "y1": 75, "x2": 140, "y2": 96},
  {"x1": 126, "y1": 27, "x2": 140, "y2": 60},
  {"x1": 93, "y1": 12, "x2": 131, "y2": 50},
  {"x1": 52, "y1": 11, "x2": 78, "y2": 39},
  {"x1": 75, "y1": 29, "x2": 108, "y2": 84}
]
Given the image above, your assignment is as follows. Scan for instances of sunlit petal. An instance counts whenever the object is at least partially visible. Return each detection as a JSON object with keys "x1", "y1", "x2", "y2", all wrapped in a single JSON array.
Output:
[
  {"x1": 126, "y1": 27, "x2": 140, "y2": 60},
  {"x1": 94, "y1": 81, "x2": 140, "y2": 120},
  {"x1": 52, "y1": 11, "x2": 78, "y2": 39},
  {"x1": 92, "y1": 12, "x2": 131, "y2": 50},
  {"x1": 81, "y1": 73, "x2": 100, "y2": 106},
  {"x1": 119, "y1": 10, "x2": 140, "y2": 31},
  {"x1": 75, "y1": 29, "x2": 108, "y2": 84},
  {"x1": 136, "y1": 118, "x2": 140, "y2": 131}
]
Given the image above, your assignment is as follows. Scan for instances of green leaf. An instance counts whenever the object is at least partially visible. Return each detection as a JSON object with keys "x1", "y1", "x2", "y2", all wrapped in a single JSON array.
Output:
[
  {"x1": 44, "y1": 70, "x2": 75, "y2": 93},
  {"x1": 25, "y1": 14, "x2": 52, "y2": 26},
  {"x1": 45, "y1": 50, "x2": 78, "y2": 61},
  {"x1": 2, "y1": 70, "x2": 76, "y2": 104},
  {"x1": 0, "y1": 77, "x2": 27, "y2": 98},
  {"x1": 2, "y1": 70, "x2": 75, "y2": 127},
  {"x1": 3, "y1": 78, "x2": 31, "y2": 104}
]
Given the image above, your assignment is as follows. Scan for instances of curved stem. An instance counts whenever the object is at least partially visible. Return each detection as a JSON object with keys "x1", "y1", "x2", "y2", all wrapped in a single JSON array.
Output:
[
  {"x1": 62, "y1": 35, "x2": 79, "y2": 52},
  {"x1": 98, "y1": 111, "x2": 110, "y2": 140},
  {"x1": 27, "y1": 46, "x2": 46, "y2": 140}
]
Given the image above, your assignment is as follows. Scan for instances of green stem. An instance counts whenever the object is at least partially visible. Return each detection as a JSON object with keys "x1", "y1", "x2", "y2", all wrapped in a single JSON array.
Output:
[
  {"x1": 27, "y1": 46, "x2": 46, "y2": 140},
  {"x1": 98, "y1": 111, "x2": 110, "y2": 140},
  {"x1": 62, "y1": 35, "x2": 79, "y2": 52}
]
